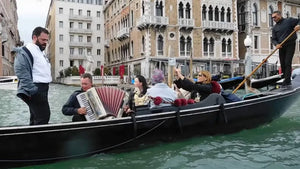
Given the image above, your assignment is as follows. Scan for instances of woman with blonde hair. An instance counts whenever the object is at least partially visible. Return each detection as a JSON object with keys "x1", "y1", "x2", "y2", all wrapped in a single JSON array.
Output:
[{"x1": 174, "y1": 69, "x2": 221, "y2": 101}]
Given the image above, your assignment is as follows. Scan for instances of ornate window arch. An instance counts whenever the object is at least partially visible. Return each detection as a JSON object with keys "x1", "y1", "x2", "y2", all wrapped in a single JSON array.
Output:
[
  {"x1": 268, "y1": 5, "x2": 274, "y2": 27},
  {"x1": 157, "y1": 35, "x2": 164, "y2": 55},
  {"x1": 215, "y1": 6, "x2": 219, "y2": 21},
  {"x1": 253, "y1": 3, "x2": 258, "y2": 26},
  {"x1": 238, "y1": 5, "x2": 246, "y2": 31},
  {"x1": 202, "y1": 5, "x2": 207, "y2": 21},
  {"x1": 208, "y1": 5, "x2": 213, "y2": 21}
]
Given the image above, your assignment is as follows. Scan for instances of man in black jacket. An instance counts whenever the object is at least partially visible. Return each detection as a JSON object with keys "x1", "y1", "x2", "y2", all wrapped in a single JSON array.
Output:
[
  {"x1": 272, "y1": 11, "x2": 300, "y2": 86},
  {"x1": 62, "y1": 73, "x2": 93, "y2": 121}
]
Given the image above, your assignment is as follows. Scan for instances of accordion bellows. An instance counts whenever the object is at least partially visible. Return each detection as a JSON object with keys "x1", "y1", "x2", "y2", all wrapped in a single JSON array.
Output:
[{"x1": 77, "y1": 86, "x2": 128, "y2": 121}]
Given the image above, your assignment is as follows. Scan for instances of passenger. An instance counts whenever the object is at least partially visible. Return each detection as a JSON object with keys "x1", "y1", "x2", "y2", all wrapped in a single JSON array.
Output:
[
  {"x1": 147, "y1": 69, "x2": 177, "y2": 109},
  {"x1": 62, "y1": 73, "x2": 93, "y2": 122},
  {"x1": 124, "y1": 75, "x2": 150, "y2": 114},
  {"x1": 174, "y1": 68, "x2": 221, "y2": 101},
  {"x1": 245, "y1": 77, "x2": 260, "y2": 94}
]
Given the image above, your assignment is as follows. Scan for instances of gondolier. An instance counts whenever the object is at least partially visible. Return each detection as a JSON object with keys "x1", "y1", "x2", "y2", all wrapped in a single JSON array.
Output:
[
  {"x1": 14, "y1": 27, "x2": 52, "y2": 125},
  {"x1": 271, "y1": 11, "x2": 300, "y2": 87}
]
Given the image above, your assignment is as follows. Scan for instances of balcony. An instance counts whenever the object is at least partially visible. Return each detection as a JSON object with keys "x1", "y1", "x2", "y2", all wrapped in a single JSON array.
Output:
[
  {"x1": 202, "y1": 21, "x2": 236, "y2": 32},
  {"x1": 69, "y1": 42, "x2": 93, "y2": 47},
  {"x1": 69, "y1": 15, "x2": 92, "y2": 21},
  {"x1": 69, "y1": 28, "x2": 92, "y2": 34},
  {"x1": 117, "y1": 27, "x2": 130, "y2": 40},
  {"x1": 178, "y1": 18, "x2": 195, "y2": 29},
  {"x1": 69, "y1": 54, "x2": 86, "y2": 60},
  {"x1": 137, "y1": 15, "x2": 169, "y2": 29}
]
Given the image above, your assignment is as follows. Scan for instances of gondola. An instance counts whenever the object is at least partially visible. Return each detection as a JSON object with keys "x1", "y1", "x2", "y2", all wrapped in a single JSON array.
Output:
[{"x1": 1, "y1": 76, "x2": 300, "y2": 168}]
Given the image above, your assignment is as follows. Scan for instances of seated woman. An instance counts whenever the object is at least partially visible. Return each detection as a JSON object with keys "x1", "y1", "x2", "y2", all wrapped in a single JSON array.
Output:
[
  {"x1": 147, "y1": 69, "x2": 177, "y2": 109},
  {"x1": 124, "y1": 75, "x2": 149, "y2": 114},
  {"x1": 174, "y1": 68, "x2": 221, "y2": 102}
]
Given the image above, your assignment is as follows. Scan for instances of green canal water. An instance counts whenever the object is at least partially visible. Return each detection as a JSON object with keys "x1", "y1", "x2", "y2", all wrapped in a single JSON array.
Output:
[{"x1": 0, "y1": 84, "x2": 299, "y2": 169}]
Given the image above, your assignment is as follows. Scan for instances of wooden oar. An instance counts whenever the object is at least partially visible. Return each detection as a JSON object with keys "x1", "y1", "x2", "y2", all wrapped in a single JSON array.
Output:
[{"x1": 232, "y1": 29, "x2": 298, "y2": 94}]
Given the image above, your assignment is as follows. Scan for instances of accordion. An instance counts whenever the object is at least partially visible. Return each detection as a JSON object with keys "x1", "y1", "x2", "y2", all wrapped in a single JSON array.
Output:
[{"x1": 76, "y1": 86, "x2": 128, "y2": 121}]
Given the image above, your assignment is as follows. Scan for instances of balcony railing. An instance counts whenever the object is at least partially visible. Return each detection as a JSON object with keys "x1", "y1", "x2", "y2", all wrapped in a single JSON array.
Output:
[
  {"x1": 117, "y1": 27, "x2": 130, "y2": 40},
  {"x1": 69, "y1": 42, "x2": 93, "y2": 47},
  {"x1": 178, "y1": 18, "x2": 195, "y2": 28},
  {"x1": 69, "y1": 54, "x2": 86, "y2": 60},
  {"x1": 137, "y1": 15, "x2": 169, "y2": 29},
  {"x1": 69, "y1": 15, "x2": 92, "y2": 21},
  {"x1": 202, "y1": 21, "x2": 236, "y2": 31},
  {"x1": 69, "y1": 28, "x2": 92, "y2": 34}
]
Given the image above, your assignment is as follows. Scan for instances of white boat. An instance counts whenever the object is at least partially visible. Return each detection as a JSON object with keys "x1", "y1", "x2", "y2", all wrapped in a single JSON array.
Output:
[{"x1": 0, "y1": 76, "x2": 18, "y2": 90}]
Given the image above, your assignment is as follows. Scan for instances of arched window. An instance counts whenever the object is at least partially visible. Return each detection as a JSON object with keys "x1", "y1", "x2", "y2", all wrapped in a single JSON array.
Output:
[
  {"x1": 269, "y1": 6, "x2": 274, "y2": 27},
  {"x1": 202, "y1": 5, "x2": 207, "y2": 21},
  {"x1": 239, "y1": 5, "x2": 246, "y2": 31},
  {"x1": 209, "y1": 38, "x2": 214, "y2": 56},
  {"x1": 209, "y1": 5, "x2": 213, "y2": 21},
  {"x1": 186, "y1": 36, "x2": 192, "y2": 56},
  {"x1": 186, "y1": 3, "x2": 191, "y2": 19},
  {"x1": 179, "y1": 2, "x2": 184, "y2": 18},
  {"x1": 180, "y1": 36, "x2": 185, "y2": 56},
  {"x1": 221, "y1": 7, "x2": 225, "y2": 22},
  {"x1": 203, "y1": 37, "x2": 208, "y2": 56},
  {"x1": 227, "y1": 39, "x2": 232, "y2": 54},
  {"x1": 156, "y1": 1, "x2": 163, "y2": 16},
  {"x1": 142, "y1": 0, "x2": 145, "y2": 15},
  {"x1": 215, "y1": 6, "x2": 219, "y2": 21},
  {"x1": 222, "y1": 38, "x2": 226, "y2": 56},
  {"x1": 157, "y1": 35, "x2": 164, "y2": 55},
  {"x1": 253, "y1": 3, "x2": 258, "y2": 26},
  {"x1": 227, "y1": 8, "x2": 231, "y2": 22}
]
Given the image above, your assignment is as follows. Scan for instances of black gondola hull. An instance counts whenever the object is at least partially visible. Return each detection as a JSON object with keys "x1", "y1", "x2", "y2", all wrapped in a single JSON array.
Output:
[{"x1": 1, "y1": 78, "x2": 300, "y2": 168}]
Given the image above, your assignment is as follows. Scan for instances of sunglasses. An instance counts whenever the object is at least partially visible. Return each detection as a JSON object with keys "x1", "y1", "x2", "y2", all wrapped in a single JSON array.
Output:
[{"x1": 198, "y1": 74, "x2": 205, "y2": 77}]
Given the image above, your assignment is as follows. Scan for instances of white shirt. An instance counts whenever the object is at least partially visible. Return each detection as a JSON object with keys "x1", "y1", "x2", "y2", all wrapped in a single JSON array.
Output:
[{"x1": 26, "y1": 43, "x2": 52, "y2": 83}]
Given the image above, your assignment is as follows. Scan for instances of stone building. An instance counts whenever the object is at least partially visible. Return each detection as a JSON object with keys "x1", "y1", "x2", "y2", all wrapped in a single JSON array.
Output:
[
  {"x1": 104, "y1": 0, "x2": 300, "y2": 79},
  {"x1": 238, "y1": 0, "x2": 300, "y2": 77},
  {"x1": 0, "y1": 0, "x2": 21, "y2": 76},
  {"x1": 46, "y1": 0, "x2": 105, "y2": 80}
]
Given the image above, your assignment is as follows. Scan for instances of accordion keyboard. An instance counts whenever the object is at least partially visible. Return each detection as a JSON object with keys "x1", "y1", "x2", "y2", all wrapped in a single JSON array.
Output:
[{"x1": 77, "y1": 92, "x2": 97, "y2": 121}]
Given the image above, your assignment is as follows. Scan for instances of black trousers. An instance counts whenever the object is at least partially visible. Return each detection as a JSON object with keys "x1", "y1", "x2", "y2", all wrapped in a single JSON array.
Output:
[
  {"x1": 23, "y1": 83, "x2": 50, "y2": 125},
  {"x1": 279, "y1": 42, "x2": 295, "y2": 85}
]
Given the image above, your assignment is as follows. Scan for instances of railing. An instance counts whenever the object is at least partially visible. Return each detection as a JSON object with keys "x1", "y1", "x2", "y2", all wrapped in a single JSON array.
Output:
[
  {"x1": 117, "y1": 27, "x2": 130, "y2": 39},
  {"x1": 137, "y1": 15, "x2": 169, "y2": 28},
  {"x1": 60, "y1": 76, "x2": 122, "y2": 85},
  {"x1": 178, "y1": 18, "x2": 195, "y2": 28},
  {"x1": 69, "y1": 28, "x2": 93, "y2": 34},
  {"x1": 69, "y1": 54, "x2": 86, "y2": 60},
  {"x1": 69, "y1": 42, "x2": 93, "y2": 47},
  {"x1": 202, "y1": 21, "x2": 236, "y2": 31},
  {"x1": 69, "y1": 15, "x2": 92, "y2": 21}
]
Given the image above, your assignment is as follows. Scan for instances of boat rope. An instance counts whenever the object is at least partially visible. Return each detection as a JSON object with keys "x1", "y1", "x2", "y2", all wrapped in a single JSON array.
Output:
[
  {"x1": 175, "y1": 108, "x2": 183, "y2": 134},
  {"x1": 0, "y1": 120, "x2": 167, "y2": 163}
]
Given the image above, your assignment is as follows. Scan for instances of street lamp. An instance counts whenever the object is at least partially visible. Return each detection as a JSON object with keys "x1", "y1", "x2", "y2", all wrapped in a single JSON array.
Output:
[
  {"x1": 244, "y1": 35, "x2": 252, "y2": 48},
  {"x1": 244, "y1": 35, "x2": 252, "y2": 76},
  {"x1": 244, "y1": 35, "x2": 252, "y2": 93}
]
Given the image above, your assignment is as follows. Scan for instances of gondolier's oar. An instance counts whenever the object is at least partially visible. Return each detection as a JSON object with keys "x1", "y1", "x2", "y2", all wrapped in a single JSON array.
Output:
[{"x1": 232, "y1": 29, "x2": 298, "y2": 94}]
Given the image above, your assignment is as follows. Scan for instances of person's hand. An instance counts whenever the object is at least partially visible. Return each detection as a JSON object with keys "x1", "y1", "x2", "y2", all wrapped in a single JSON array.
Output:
[
  {"x1": 294, "y1": 25, "x2": 300, "y2": 32},
  {"x1": 174, "y1": 68, "x2": 184, "y2": 80},
  {"x1": 123, "y1": 105, "x2": 130, "y2": 112},
  {"x1": 77, "y1": 107, "x2": 87, "y2": 115},
  {"x1": 276, "y1": 44, "x2": 282, "y2": 49}
]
